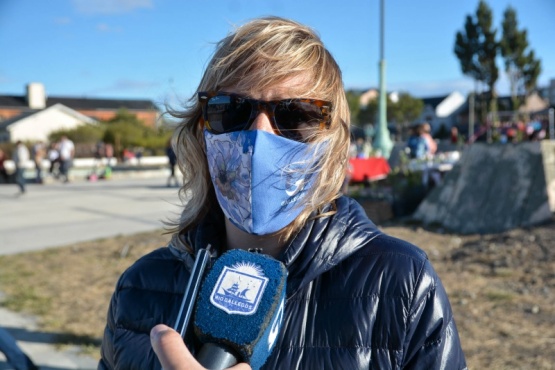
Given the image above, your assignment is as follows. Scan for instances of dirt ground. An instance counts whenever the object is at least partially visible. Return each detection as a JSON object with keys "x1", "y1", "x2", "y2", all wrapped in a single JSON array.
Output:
[
  {"x1": 384, "y1": 221, "x2": 555, "y2": 369},
  {"x1": 0, "y1": 219, "x2": 553, "y2": 369}
]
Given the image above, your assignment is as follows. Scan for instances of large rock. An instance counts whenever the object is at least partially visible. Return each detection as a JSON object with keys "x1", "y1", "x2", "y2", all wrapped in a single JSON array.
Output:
[{"x1": 413, "y1": 141, "x2": 555, "y2": 234}]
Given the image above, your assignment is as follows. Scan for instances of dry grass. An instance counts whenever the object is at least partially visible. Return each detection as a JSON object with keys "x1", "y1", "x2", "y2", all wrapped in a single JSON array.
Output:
[
  {"x1": 0, "y1": 230, "x2": 171, "y2": 357},
  {"x1": 0, "y1": 224, "x2": 553, "y2": 368}
]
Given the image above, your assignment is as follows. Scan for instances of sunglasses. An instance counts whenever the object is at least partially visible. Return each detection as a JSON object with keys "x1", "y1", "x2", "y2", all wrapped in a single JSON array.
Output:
[{"x1": 198, "y1": 91, "x2": 332, "y2": 142}]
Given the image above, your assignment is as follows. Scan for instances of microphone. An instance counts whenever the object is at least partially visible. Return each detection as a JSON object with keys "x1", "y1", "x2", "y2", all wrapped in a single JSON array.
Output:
[
  {"x1": 173, "y1": 247, "x2": 210, "y2": 337},
  {"x1": 193, "y1": 249, "x2": 287, "y2": 370}
]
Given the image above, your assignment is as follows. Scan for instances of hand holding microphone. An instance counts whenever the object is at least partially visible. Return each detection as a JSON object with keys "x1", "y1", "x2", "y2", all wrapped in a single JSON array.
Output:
[
  {"x1": 152, "y1": 249, "x2": 287, "y2": 370},
  {"x1": 150, "y1": 324, "x2": 251, "y2": 370}
]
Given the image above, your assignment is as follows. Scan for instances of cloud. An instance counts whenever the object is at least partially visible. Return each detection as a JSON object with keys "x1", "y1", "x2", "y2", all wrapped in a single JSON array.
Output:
[{"x1": 71, "y1": 0, "x2": 153, "y2": 15}]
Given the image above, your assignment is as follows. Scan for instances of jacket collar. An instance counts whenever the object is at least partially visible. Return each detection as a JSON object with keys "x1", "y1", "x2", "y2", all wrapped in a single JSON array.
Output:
[{"x1": 176, "y1": 196, "x2": 381, "y2": 297}]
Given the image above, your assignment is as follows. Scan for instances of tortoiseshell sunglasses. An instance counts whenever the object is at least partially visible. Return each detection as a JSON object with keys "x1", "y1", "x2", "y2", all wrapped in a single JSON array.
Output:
[{"x1": 198, "y1": 92, "x2": 332, "y2": 142}]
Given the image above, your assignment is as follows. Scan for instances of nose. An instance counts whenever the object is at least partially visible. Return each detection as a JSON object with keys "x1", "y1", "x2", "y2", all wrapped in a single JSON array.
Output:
[{"x1": 249, "y1": 110, "x2": 275, "y2": 134}]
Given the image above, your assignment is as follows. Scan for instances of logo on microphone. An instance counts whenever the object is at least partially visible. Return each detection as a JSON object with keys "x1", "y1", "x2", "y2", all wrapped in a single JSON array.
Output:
[{"x1": 210, "y1": 262, "x2": 269, "y2": 315}]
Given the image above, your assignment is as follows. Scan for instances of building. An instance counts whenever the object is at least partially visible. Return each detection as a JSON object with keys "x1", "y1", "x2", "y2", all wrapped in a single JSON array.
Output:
[
  {"x1": 418, "y1": 91, "x2": 467, "y2": 134},
  {"x1": 0, "y1": 83, "x2": 160, "y2": 142},
  {"x1": 0, "y1": 103, "x2": 97, "y2": 142}
]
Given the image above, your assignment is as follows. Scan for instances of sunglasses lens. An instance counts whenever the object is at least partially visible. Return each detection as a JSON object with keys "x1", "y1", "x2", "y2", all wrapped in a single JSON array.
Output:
[
  {"x1": 205, "y1": 95, "x2": 251, "y2": 133},
  {"x1": 201, "y1": 93, "x2": 330, "y2": 141},
  {"x1": 274, "y1": 101, "x2": 326, "y2": 140}
]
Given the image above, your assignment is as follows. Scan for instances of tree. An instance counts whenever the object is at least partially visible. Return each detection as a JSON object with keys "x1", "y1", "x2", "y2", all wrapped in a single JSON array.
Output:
[
  {"x1": 500, "y1": 6, "x2": 542, "y2": 111},
  {"x1": 388, "y1": 93, "x2": 424, "y2": 141},
  {"x1": 358, "y1": 98, "x2": 378, "y2": 126},
  {"x1": 521, "y1": 50, "x2": 541, "y2": 96},
  {"x1": 454, "y1": 0, "x2": 499, "y2": 125},
  {"x1": 346, "y1": 90, "x2": 361, "y2": 124},
  {"x1": 454, "y1": 15, "x2": 483, "y2": 83},
  {"x1": 476, "y1": 0, "x2": 499, "y2": 123},
  {"x1": 48, "y1": 124, "x2": 104, "y2": 144},
  {"x1": 100, "y1": 109, "x2": 171, "y2": 156}
]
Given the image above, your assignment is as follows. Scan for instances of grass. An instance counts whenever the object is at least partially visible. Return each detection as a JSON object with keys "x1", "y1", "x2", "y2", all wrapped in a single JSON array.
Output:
[
  {"x1": 0, "y1": 230, "x2": 171, "y2": 359},
  {"x1": 485, "y1": 289, "x2": 515, "y2": 302},
  {"x1": 0, "y1": 224, "x2": 553, "y2": 368}
]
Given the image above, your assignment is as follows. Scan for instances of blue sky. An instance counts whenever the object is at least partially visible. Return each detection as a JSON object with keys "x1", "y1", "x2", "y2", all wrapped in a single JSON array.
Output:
[{"x1": 1, "y1": 0, "x2": 553, "y2": 108}]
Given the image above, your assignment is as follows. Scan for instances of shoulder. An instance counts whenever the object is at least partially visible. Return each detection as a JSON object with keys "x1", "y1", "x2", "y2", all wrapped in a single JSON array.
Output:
[
  {"x1": 335, "y1": 197, "x2": 428, "y2": 259},
  {"x1": 335, "y1": 196, "x2": 432, "y2": 277},
  {"x1": 362, "y1": 232, "x2": 428, "y2": 263},
  {"x1": 346, "y1": 232, "x2": 433, "y2": 296}
]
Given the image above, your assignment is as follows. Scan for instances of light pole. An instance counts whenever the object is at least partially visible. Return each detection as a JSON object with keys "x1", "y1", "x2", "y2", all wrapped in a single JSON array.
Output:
[{"x1": 372, "y1": 0, "x2": 393, "y2": 158}]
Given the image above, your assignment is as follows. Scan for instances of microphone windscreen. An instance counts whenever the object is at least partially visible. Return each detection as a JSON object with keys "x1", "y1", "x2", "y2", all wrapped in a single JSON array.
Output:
[{"x1": 193, "y1": 249, "x2": 287, "y2": 370}]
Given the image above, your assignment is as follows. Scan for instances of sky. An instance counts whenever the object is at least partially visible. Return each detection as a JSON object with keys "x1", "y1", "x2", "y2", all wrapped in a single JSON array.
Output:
[{"x1": 1, "y1": 0, "x2": 554, "y2": 109}]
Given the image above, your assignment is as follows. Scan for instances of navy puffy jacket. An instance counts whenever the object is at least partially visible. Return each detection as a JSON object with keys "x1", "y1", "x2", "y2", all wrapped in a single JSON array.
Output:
[{"x1": 99, "y1": 196, "x2": 467, "y2": 369}]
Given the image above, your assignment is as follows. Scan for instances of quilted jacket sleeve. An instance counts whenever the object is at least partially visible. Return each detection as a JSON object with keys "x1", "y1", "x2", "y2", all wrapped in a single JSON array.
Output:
[
  {"x1": 401, "y1": 259, "x2": 467, "y2": 370},
  {"x1": 97, "y1": 271, "x2": 163, "y2": 370},
  {"x1": 98, "y1": 294, "x2": 117, "y2": 368},
  {"x1": 98, "y1": 276, "x2": 120, "y2": 369}
]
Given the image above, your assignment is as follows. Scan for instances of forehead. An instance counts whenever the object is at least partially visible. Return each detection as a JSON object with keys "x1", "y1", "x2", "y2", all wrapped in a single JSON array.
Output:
[{"x1": 225, "y1": 74, "x2": 315, "y2": 100}]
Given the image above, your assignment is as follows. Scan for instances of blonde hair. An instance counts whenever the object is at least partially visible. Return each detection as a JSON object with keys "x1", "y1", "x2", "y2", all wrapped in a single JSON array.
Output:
[{"x1": 169, "y1": 16, "x2": 350, "y2": 244}]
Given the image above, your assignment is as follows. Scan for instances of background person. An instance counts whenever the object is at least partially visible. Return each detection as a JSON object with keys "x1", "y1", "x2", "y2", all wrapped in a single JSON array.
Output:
[
  {"x1": 406, "y1": 124, "x2": 429, "y2": 159},
  {"x1": 450, "y1": 125, "x2": 459, "y2": 144},
  {"x1": 12, "y1": 141, "x2": 29, "y2": 194},
  {"x1": 165, "y1": 139, "x2": 178, "y2": 187},
  {"x1": 0, "y1": 148, "x2": 8, "y2": 183},
  {"x1": 58, "y1": 135, "x2": 74, "y2": 183},
  {"x1": 47, "y1": 142, "x2": 60, "y2": 178},
  {"x1": 99, "y1": 17, "x2": 465, "y2": 369},
  {"x1": 31, "y1": 141, "x2": 46, "y2": 184},
  {"x1": 421, "y1": 122, "x2": 437, "y2": 156}
]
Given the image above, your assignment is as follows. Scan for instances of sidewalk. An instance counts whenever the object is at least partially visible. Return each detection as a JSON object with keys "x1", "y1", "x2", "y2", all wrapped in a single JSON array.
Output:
[
  {"x1": 0, "y1": 307, "x2": 98, "y2": 369},
  {"x1": 0, "y1": 174, "x2": 183, "y2": 368}
]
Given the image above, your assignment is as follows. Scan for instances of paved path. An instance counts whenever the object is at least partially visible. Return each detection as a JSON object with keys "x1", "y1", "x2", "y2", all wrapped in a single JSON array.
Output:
[
  {"x1": 0, "y1": 176, "x2": 183, "y2": 369},
  {"x1": 0, "y1": 177, "x2": 183, "y2": 255}
]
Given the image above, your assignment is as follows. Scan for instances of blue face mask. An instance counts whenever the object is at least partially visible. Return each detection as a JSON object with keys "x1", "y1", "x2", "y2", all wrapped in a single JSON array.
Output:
[{"x1": 204, "y1": 129, "x2": 319, "y2": 235}]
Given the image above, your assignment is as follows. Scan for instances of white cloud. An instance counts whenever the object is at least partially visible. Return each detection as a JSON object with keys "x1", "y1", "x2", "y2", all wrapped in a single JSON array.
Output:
[{"x1": 72, "y1": 0, "x2": 153, "y2": 15}]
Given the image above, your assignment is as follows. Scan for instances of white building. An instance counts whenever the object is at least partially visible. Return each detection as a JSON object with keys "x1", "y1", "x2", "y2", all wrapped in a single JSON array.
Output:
[{"x1": 0, "y1": 103, "x2": 97, "y2": 142}]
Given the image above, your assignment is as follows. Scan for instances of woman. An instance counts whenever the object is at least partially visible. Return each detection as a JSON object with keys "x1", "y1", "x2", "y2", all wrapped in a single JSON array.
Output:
[{"x1": 99, "y1": 17, "x2": 466, "y2": 369}]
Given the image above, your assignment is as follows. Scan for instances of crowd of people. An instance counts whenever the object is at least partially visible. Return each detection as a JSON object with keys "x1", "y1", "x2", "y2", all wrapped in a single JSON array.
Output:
[
  {"x1": 0, "y1": 136, "x2": 75, "y2": 195},
  {"x1": 0, "y1": 136, "x2": 185, "y2": 194}
]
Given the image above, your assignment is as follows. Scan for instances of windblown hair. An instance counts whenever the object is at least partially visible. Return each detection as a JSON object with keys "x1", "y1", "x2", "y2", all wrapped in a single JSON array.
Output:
[{"x1": 169, "y1": 16, "x2": 350, "y2": 243}]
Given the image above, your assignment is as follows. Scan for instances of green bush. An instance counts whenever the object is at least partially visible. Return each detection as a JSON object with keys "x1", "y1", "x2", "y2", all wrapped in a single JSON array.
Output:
[
  {"x1": 48, "y1": 109, "x2": 174, "y2": 157},
  {"x1": 48, "y1": 124, "x2": 104, "y2": 144}
]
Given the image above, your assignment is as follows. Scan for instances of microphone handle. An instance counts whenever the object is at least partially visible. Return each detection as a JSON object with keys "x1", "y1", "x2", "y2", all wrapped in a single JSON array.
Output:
[
  {"x1": 196, "y1": 343, "x2": 240, "y2": 369},
  {"x1": 174, "y1": 248, "x2": 210, "y2": 337}
]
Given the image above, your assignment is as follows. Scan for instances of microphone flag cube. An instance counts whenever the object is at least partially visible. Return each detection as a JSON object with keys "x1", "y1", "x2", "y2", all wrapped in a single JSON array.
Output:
[{"x1": 194, "y1": 249, "x2": 287, "y2": 370}]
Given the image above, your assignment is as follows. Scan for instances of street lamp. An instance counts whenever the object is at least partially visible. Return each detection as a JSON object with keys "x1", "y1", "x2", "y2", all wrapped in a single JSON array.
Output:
[{"x1": 372, "y1": 0, "x2": 393, "y2": 158}]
